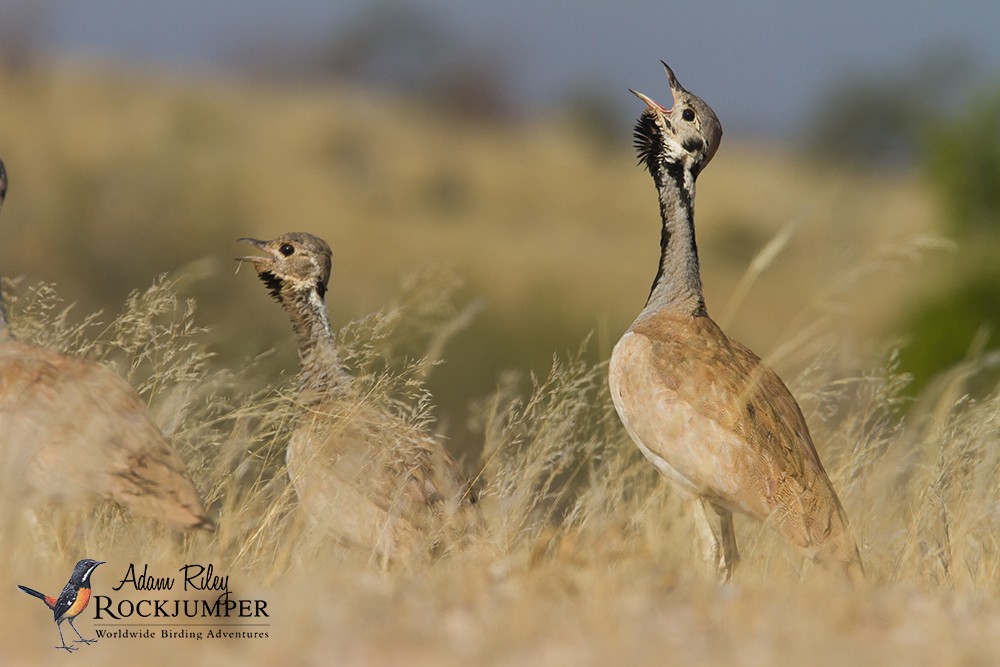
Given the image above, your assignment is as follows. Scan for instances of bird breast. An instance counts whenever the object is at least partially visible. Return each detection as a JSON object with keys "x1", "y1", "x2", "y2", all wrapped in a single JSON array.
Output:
[{"x1": 610, "y1": 330, "x2": 753, "y2": 513}]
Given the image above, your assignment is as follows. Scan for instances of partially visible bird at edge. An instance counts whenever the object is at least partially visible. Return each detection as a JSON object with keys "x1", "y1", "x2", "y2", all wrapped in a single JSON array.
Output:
[{"x1": 0, "y1": 159, "x2": 213, "y2": 531}]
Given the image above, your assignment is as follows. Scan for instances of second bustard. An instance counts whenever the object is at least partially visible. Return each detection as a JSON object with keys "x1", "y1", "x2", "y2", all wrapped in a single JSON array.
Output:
[
  {"x1": 0, "y1": 159, "x2": 212, "y2": 530},
  {"x1": 608, "y1": 64, "x2": 863, "y2": 582},
  {"x1": 239, "y1": 232, "x2": 479, "y2": 561}
]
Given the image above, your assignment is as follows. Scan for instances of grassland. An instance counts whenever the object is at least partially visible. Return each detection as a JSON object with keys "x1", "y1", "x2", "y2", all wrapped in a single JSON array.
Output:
[{"x1": 2, "y1": 62, "x2": 999, "y2": 666}]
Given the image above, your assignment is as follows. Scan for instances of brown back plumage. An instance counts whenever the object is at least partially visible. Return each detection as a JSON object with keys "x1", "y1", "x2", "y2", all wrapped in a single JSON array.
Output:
[{"x1": 0, "y1": 343, "x2": 213, "y2": 529}]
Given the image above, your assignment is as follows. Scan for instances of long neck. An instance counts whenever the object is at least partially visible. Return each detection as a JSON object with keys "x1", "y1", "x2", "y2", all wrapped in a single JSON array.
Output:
[
  {"x1": 281, "y1": 286, "x2": 349, "y2": 397},
  {"x1": 0, "y1": 276, "x2": 11, "y2": 340},
  {"x1": 643, "y1": 161, "x2": 706, "y2": 316}
]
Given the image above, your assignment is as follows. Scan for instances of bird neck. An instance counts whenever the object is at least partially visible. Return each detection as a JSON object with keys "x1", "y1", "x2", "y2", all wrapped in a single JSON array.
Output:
[
  {"x1": 283, "y1": 286, "x2": 349, "y2": 395},
  {"x1": 0, "y1": 278, "x2": 11, "y2": 340},
  {"x1": 643, "y1": 161, "x2": 706, "y2": 317}
]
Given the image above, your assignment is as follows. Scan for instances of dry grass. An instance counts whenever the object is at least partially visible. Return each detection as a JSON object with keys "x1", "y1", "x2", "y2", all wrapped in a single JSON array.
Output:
[
  {"x1": 1, "y1": 63, "x2": 998, "y2": 666},
  {"x1": 1, "y1": 258, "x2": 999, "y2": 666}
]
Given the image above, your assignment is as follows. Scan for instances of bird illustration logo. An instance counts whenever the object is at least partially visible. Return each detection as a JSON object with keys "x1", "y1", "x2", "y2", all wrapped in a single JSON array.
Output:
[{"x1": 18, "y1": 559, "x2": 106, "y2": 652}]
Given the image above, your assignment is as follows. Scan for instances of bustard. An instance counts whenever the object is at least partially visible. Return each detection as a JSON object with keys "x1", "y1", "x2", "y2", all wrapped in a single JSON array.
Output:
[
  {"x1": 238, "y1": 232, "x2": 479, "y2": 561},
  {"x1": 0, "y1": 159, "x2": 212, "y2": 530},
  {"x1": 607, "y1": 64, "x2": 863, "y2": 582}
]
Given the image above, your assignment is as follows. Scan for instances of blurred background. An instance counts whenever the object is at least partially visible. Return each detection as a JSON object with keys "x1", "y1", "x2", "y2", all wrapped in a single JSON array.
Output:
[{"x1": 1, "y1": 0, "x2": 999, "y2": 447}]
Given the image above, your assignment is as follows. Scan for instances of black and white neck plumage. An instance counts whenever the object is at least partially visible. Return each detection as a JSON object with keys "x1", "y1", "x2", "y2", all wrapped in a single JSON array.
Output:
[
  {"x1": 69, "y1": 559, "x2": 105, "y2": 588},
  {"x1": 239, "y1": 232, "x2": 349, "y2": 396},
  {"x1": 631, "y1": 62, "x2": 723, "y2": 317}
]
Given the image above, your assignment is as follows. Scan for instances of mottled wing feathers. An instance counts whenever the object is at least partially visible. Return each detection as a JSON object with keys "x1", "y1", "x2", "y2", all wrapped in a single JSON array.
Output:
[
  {"x1": 615, "y1": 311, "x2": 854, "y2": 559},
  {"x1": 0, "y1": 342, "x2": 211, "y2": 529}
]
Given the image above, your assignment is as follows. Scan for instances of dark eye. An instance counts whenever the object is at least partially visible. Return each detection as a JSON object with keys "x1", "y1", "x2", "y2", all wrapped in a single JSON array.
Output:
[
  {"x1": 682, "y1": 108, "x2": 696, "y2": 122},
  {"x1": 279, "y1": 243, "x2": 295, "y2": 257}
]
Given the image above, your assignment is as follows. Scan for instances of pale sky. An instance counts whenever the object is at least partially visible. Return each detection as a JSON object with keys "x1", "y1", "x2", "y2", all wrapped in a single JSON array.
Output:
[{"x1": 5, "y1": 0, "x2": 1000, "y2": 135}]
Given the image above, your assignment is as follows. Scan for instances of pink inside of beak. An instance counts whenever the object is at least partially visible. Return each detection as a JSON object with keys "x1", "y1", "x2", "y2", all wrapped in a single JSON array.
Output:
[{"x1": 631, "y1": 88, "x2": 673, "y2": 113}]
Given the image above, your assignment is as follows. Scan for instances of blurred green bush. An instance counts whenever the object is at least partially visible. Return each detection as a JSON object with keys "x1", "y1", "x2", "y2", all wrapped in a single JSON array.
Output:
[{"x1": 901, "y1": 87, "x2": 1000, "y2": 396}]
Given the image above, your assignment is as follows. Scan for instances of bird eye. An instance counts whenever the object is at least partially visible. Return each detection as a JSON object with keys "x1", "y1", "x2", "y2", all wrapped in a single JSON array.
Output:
[
  {"x1": 682, "y1": 108, "x2": 696, "y2": 122},
  {"x1": 279, "y1": 243, "x2": 295, "y2": 257}
]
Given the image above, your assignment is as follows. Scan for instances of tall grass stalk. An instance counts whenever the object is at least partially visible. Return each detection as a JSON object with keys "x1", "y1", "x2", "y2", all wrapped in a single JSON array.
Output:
[{"x1": 2, "y1": 264, "x2": 1000, "y2": 666}]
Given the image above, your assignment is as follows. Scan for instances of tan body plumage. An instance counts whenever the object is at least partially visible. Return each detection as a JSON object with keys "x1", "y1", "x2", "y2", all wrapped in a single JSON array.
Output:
[
  {"x1": 0, "y1": 159, "x2": 212, "y2": 530},
  {"x1": 608, "y1": 65, "x2": 862, "y2": 581},
  {"x1": 239, "y1": 232, "x2": 479, "y2": 561},
  {"x1": 287, "y1": 401, "x2": 481, "y2": 559},
  {"x1": 0, "y1": 342, "x2": 212, "y2": 529}
]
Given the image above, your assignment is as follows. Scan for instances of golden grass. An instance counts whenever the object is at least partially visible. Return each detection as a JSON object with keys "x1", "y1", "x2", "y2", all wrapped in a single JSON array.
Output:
[
  {"x1": 2, "y1": 260, "x2": 999, "y2": 666},
  {"x1": 1, "y1": 63, "x2": 997, "y2": 666}
]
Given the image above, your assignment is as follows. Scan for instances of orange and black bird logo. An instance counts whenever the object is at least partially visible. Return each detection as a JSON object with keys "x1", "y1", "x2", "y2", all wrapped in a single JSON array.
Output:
[{"x1": 18, "y1": 559, "x2": 105, "y2": 652}]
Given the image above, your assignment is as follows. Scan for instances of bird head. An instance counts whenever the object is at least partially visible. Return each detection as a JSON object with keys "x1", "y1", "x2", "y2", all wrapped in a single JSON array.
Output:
[
  {"x1": 237, "y1": 232, "x2": 333, "y2": 303},
  {"x1": 71, "y1": 559, "x2": 105, "y2": 584},
  {"x1": 631, "y1": 62, "x2": 723, "y2": 180}
]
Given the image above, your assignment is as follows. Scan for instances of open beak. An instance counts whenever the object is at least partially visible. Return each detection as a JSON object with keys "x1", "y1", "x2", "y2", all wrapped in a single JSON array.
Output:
[
  {"x1": 629, "y1": 61, "x2": 682, "y2": 115},
  {"x1": 236, "y1": 237, "x2": 275, "y2": 266},
  {"x1": 629, "y1": 88, "x2": 670, "y2": 114}
]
